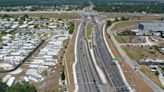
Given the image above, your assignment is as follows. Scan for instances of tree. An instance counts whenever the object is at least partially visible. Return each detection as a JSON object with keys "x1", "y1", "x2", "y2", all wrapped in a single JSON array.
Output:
[
  {"x1": 155, "y1": 71, "x2": 159, "y2": 76},
  {"x1": 0, "y1": 79, "x2": 36, "y2": 92},
  {"x1": 160, "y1": 17, "x2": 164, "y2": 20},
  {"x1": 61, "y1": 66, "x2": 65, "y2": 80},
  {"x1": 94, "y1": 3, "x2": 164, "y2": 14},
  {"x1": 114, "y1": 17, "x2": 119, "y2": 22},
  {"x1": 20, "y1": 15, "x2": 28, "y2": 21},
  {"x1": 6, "y1": 82, "x2": 36, "y2": 92},
  {"x1": 124, "y1": 29, "x2": 136, "y2": 42},
  {"x1": 106, "y1": 20, "x2": 112, "y2": 27},
  {"x1": 1, "y1": 14, "x2": 10, "y2": 19},
  {"x1": 0, "y1": 79, "x2": 8, "y2": 92},
  {"x1": 120, "y1": 16, "x2": 129, "y2": 21},
  {"x1": 67, "y1": 22, "x2": 75, "y2": 34},
  {"x1": 57, "y1": 18, "x2": 62, "y2": 21},
  {"x1": 125, "y1": 29, "x2": 135, "y2": 36},
  {"x1": 24, "y1": 14, "x2": 29, "y2": 19},
  {"x1": 34, "y1": 25, "x2": 38, "y2": 29}
]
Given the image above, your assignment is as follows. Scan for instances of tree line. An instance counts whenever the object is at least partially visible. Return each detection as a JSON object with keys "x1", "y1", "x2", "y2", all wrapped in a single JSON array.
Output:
[
  {"x1": 0, "y1": 79, "x2": 36, "y2": 92},
  {"x1": 0, "y1": 0, "x2": 89, "y2": 7},
  {"x1": 94, "y1": 3, "x2": 164, "y2": 13}
]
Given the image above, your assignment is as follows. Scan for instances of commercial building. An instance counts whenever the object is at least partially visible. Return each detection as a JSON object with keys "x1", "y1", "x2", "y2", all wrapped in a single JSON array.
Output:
[
  {"x1": 139, "y1": 58, "x2": 164, "y2": 66},
  {"x1": 138, "y1": 22, "x2": 164, "y2": 37}
]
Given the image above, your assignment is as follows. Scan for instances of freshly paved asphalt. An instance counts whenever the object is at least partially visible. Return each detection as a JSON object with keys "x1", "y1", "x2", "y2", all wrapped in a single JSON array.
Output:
[
  {"x1": 75, "y1": 16, "x2": 103, "y2": 92},
  {"x1": 75, "y1": 15, "x2": 130, "y2": 92},
  {"x1": 91, "y1": 15, "x2": 129, "y2": 92}
]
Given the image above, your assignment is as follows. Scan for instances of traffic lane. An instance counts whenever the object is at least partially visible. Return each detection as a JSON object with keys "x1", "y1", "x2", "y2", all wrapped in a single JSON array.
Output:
[
  {"x1": 92, "y1": 29, "x2": 119, "y2": 91},
  {"x1": 76, "y1": 36, "x2": 86, "y2": 92},
  {"x1": 83, "y1": 38, "x2": 104, "y2": 92},
  {"x1": 91, "y1": 15, "x2": 129, "y2": 91},
  {"x1": 92, "y1": 25, "x2": 120, "y2": 92},
  {"x1": 77, "y1": 39, "x2": 92, "y2": 92},
  {"x1": 84, "y1": 35, "x2": 101, "y2": 84},
  {"x1": 76, "y1": 17, "x2": 104, "y2": 92},
  {"x1": 82, "y1": 38, "x2": 97, "y2": 92},
  {"x1": 76, "y1": 22, "x2": 88, "y2": 92},
  {"x1": 80, "y1": 36, "x2": 100, "y2": 92},
  {"x1": 94, "y1": 24, "x2": 129, "y2": 91},
  {"x1": 77, "y1": 39, "x2": 97, "y2": 92},
  {"x1": 95, "y1": 24, "x2": 125, "y2": 85},
  {"x1": 95, "y1": 31, "x2": 123, "y2": 83},
  {"x1": 92, "y1": 21, "x2": 118, "y2": 92},
  {"x1": 93, "y1": 47, "x2": 117, "y2": 92},
  {"x1": 76, "y1": 23, "x2": 98, "y2": 92}
]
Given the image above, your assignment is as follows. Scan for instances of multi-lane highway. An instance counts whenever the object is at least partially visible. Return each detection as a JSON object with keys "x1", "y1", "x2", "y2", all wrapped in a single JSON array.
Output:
[
  {"x1": 75, "y1": 16, "x2": 102, "y2": 92},
  {"x1": 75, "y1": 14, "x2": 130, "y2": 92},
  {"x1": 91, "y1": 15, "x2": 129, "y2": 92}
]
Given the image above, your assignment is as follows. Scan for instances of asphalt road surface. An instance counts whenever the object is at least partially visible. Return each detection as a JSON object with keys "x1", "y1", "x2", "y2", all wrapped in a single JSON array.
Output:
[
  {"x1": 75, "y1": 16, "x2": 103, "y2": 92},
  {"x1": 75, "y1": 15, "x2": 130, "y2": 92},
  {"x1": 92, "y1": 15, "x2": 130, "y2": 92}
]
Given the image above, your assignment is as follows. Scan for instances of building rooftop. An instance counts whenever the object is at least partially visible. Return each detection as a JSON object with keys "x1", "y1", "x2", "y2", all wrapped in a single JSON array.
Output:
[{"x1": 140, "y1": 22, "x2": 164, "y2": 27}]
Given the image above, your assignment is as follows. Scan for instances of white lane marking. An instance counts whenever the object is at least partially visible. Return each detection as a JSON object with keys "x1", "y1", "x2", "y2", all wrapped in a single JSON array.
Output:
[
  {"x1": 102, "y1": 23, "x2": 134, "y2": 92},
  {"x1": 73, "y1": 23, "x2": 82, "y2": 92},
  {"x1": 90, "y1": 49, "x2": 107, "y2": 83}
]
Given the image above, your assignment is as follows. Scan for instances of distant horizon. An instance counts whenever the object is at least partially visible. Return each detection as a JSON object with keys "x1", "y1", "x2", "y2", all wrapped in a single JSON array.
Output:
[{"x1": 0, "y1": 0, "x2": 163, "y2": 7}]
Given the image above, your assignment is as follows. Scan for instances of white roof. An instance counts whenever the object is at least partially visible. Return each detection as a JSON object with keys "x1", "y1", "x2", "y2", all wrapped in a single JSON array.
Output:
[
  {"x1": 9, "y1": 68, "x2": 22, "y2": 75},
  {"x1": 7, "y1": 77, "x2": 15, "y2": 87},
  {"x1": 46, "y1": 51, "x2": 58, "y2": 56},
  {"x1": 0, "y1": 63, "x2": 13, "y2": 70},
  {"x1": 4, "y1": 56, "x2": 15, "y2": 59},
  {"x1": 131, "y1": 29, "x2": 139, "y2": 32},
  {"x1": 32, "y1": 59, "x2": 44, "y2": 62},
  {"x1": 0, "y1": 63, "x2": 13, "y2": 67},
  {"x1": 43, "y1": 55, "x2": 53, "y2": 58},
  {"x1": 45, "y1": 58, "x2": 57, "y2": 62},
  {"x1": 19, "y1": 24, "x2": 28, "y2": 28},
  {"x1": 161, "y1": 48, "x2": 164, "y2": 51},
  {"x1": 58, "y1": 36, "x2": 68, "y2": 41},
  {"x1": 11, "y1": 24, "x2": 18, "y2": 29},
  {"x1": 26, "y1": 69, "x2": 43, "y2": 82},
  {"x1": 24, "y1": 76, "x2": 29, "y2": 82},
  {"x1": 2, "y1": 75, "x2": 11, "y2": 83},
  {"x1": 26, "y1": 69, "x2": 38, "y2": 75},
  {"x1": 0, "y1": 54, "x2": 4, "y2": 58},
  {"x1": 10, "y1": 52, "x2": 21, "y2": 56},
  {"x1": 140, "y1": 22, "x2": 164, "y2": 27},
  {"x1": 28, "y1": 76, "x2": 38, "y2": 82},
  {"x1": 44, "y1": 62, "x2": 56, "y2": 66},
  {"x1": 6, "y1": 34, "x2": 12, "y2": 37}
]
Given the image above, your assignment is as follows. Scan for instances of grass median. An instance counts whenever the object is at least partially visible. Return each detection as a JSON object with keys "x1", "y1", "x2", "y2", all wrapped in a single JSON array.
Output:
[{"x1": 86, "y1": 23, "x2": 94, "y2": 40}]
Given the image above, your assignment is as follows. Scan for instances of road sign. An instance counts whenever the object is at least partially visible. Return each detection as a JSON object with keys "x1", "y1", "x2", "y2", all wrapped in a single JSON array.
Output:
[{"x1": 112, "y1": 58, "x2": 120, "y2": 60}]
